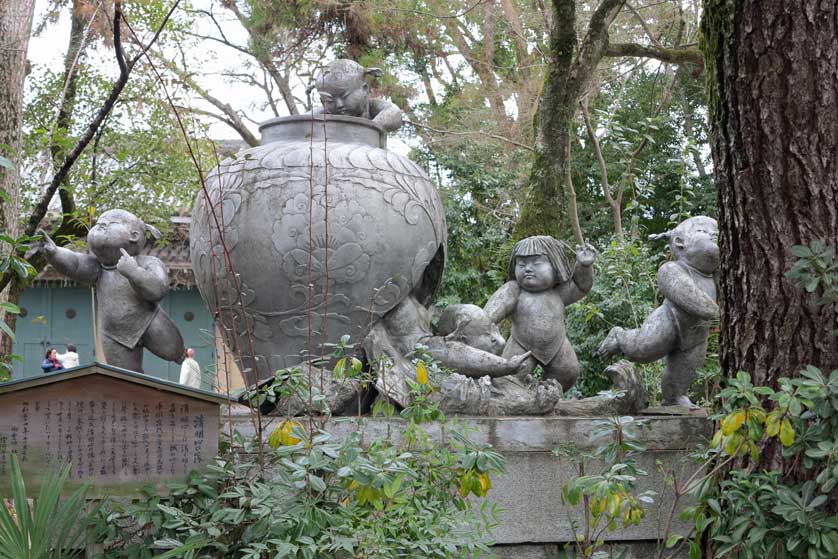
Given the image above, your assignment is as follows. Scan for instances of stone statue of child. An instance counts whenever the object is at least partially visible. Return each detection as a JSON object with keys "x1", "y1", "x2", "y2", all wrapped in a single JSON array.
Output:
[
  {"x1": 484, "y1": 236, "x2": 597, "y2": 391},
  {"x1": 309, "y1": 59, "x2": 403, "y2": 132},
  {"x1": 364, "y1": 295, "x2": 533, "y2": 407},
  {"x1": 597, "y1": 216, "x2": 719, "y2": 408},
  {"x1": 39, "y1": 209, "x2": 186, "y2": 372}
]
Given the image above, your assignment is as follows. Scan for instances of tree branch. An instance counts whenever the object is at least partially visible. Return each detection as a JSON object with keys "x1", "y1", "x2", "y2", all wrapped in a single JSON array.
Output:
[
  {"x1": 0, "y1": 0, "x2": 181, "y2": 293},
  {"x1": 152, "y1": 52, "x2": 258, "y2": 147},
  {"x1": 605, "y1": 42, "x2": 704, "y2": 73},
  {"x1": 407, "y1": 120, "x2": 534, "y2": 152}
]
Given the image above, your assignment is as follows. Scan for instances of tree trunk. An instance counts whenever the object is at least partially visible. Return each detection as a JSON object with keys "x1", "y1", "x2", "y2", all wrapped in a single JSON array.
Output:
[
  {"x1": 702, "y1": 0, "x2": 838, "y2": 387},
  {"x1": 0, "y1": 0, "x2": 35, "y2": 358},
  {"x1": 514, "y1": 0, "x2": 625, "y2": 240}
]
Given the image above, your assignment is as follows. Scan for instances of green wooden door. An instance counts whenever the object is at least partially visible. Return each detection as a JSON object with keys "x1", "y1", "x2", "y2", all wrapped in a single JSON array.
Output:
[
  {"x1": 12, "y1": 287, "x2": 95, "y2": 378},
  {"x1": 11, "y1": 287, "x2": 215, "y2": 387}
]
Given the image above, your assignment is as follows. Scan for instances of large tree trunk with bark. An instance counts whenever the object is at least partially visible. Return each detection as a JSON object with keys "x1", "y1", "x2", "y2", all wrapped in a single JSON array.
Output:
[
  {"x1": 702, "y1": 0, "x2": 838, "y2": 387},
  {"x1": 0, "y1": 0, "x2": 35, "y2": 358}
]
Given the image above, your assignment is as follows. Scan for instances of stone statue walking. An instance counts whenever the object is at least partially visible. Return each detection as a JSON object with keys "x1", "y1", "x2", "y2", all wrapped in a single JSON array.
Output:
[
  {"x1": 40, "y1": 209, "x2": 185, "y2": 373},
  {"x1": 598, "y1": 216, "x2": 719, "y2": 408}
]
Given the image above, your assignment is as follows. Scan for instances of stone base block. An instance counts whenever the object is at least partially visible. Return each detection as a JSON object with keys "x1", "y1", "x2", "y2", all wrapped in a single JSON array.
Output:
[{"x1": 230, "y1": 414, "x2": 711, "y2": 546}]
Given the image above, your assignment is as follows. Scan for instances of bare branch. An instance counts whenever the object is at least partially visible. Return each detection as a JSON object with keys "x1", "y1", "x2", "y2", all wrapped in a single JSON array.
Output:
[
  {"x1": 151, "y1": 52, "x2": 258, "y2": 146},
  {"x1": 626, "y1": 2, "x2": 662, "y2": 47},
  {"x1": 605, "y1": 42, "x2": 704, "y2": 73},
  {"x1": 408, "y1": 120, "x2": 534, "y2": 152}
]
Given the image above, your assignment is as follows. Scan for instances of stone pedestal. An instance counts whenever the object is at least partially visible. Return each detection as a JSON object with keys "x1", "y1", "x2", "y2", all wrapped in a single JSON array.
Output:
[{"x1": 230, "y1": 414, "x2": 710, "y2": 555}]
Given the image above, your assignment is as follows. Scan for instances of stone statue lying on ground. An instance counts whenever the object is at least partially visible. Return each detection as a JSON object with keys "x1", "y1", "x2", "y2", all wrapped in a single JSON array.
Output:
[
  {"x1": 309, "y1": 59, "x2": 403, "y2": 132},
  {"x1": 364, "y1": 296, "x2": 536, "y2": 407},
  {"x1": 598, "y1": 216, "x2": 719, "y2": 408},
  {"x1": 439, "y1": 359, "x2": 647, "y2": 416},
  {"x1": 39, "y1": 210, "x2": 185, "y2": 372},
  {"x1": 485, "y1": 235, "x2": 597, "y2": 391}
]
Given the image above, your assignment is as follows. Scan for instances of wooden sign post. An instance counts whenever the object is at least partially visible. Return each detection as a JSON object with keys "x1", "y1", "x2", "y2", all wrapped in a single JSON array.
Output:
[{"x1": 0, "y1": 363, "x2": 228, "y2": 496}]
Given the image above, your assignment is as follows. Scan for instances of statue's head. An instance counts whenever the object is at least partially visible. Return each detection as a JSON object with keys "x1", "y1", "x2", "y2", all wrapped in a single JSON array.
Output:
[
  {"x1": 651, "y1": 216, "x2": 719, "y2": 274},
  {"x1": 87, "y1": 209, "x2": 161, "y2": 266},
  {"x1": 508, "y1": 235, "x2": 572, "y2": 292},
  {"x1": 437, "y1": 304, "x2": 505, "y2": 355},
  {"x1": 313, "y1": 59, "x2": 384, "y2": 118}
]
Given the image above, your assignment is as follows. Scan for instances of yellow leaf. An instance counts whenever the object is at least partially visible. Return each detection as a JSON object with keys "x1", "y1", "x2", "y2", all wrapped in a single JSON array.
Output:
[
  {"x1": 267, "y1": 419, "x2": 303, "y2": 448},
  {"x1": 267, "y1": 426, "x2": 283, "y2": 448},
  {"x1": 765, "y1": 412, "x2": 781, "y2": 437},
  {"x1": 711, "y1": 430, "x2": 723, "y2": 447},
  {"x1": 478, "y1": 472, "x2": 492, "y2": 496},
  {"x1": 721, "y1": 411, "x2": 746, "y2": 435},
  {"x1": 459, "y1": 470, "x2": 473, "y2": 497},
  {"x1": 416, "y1": 360, "x2": 429, "y2": 385},
  {"x1": 779, "y1": 419, "x2": 795, "y2": 447}
]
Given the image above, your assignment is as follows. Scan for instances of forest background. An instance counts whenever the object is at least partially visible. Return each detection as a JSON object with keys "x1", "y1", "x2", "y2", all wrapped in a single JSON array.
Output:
[{"x1": 3, "y1": 0, "x2": 715, "y2": 401}]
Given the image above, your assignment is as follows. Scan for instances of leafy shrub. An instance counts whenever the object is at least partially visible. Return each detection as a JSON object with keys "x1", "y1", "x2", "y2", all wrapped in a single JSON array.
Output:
[
  {"x1": 94, "y1": 373, "x2": 504, "y2": 559},
  {"x1": 691, "y1": 368, "x2": 838, "y2": 558},
  {"x1": 0, "y1": 454, "x2": 93, "y2": 559}
]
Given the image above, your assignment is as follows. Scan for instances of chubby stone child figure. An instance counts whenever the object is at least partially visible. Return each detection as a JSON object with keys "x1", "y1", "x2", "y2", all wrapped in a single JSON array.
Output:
[
  {"x1": 40, "y1": 209, "x2": 185, "y2": 372},
  {"x1": 598, "y1": 216, "x2": 719, "y2": 408},
  {"x1": 311, "y1": 59, "x2": 403, "y2": 132},
  {"x1": 484, "y1": 236, "x2": 597, "y2": 391}
]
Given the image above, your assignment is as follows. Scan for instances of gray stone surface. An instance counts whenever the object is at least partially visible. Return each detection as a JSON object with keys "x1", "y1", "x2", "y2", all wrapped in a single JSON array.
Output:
[
  {"x1": 190, "y1": 115, "x2": 447, "y2": 380},
  {"x1": 39, "y1": 210, "x2": 185, "y2": 372},
  {"x1": 230, "y1": 415, "x2": 710, "y2": 545},
  {"x1": 599, "y1": 217, "x2": 719, "y2": 408}
]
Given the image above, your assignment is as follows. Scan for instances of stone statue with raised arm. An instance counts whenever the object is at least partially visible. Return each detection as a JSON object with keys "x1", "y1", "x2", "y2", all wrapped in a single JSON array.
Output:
[
  {"x1": 40, "y1": 209, "x2": 186, "y2": 372},
  {"x1": 598, "y1": 216, "x2": 719, "y2": 408},
  {"x1": 484, "y1": 236, "x2": 597, "y2": 391},
  {"x1": 309, "y1": 59, "x2": 403, "y2": 132}
]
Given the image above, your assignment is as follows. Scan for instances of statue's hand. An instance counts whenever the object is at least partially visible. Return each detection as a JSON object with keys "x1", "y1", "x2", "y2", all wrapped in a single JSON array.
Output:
[
  {"x1": 575, "y1": 243, "x2": 597, "y2": 267},
  {"x1": 117, "y1": 248, "x2": 140, "y2": 277},
  {"x1": 37, "y1": 228, "x2": 57, "y2": 256},
  {"x1": 509, "y1": 351, "x2": 532, "y2": 376}
]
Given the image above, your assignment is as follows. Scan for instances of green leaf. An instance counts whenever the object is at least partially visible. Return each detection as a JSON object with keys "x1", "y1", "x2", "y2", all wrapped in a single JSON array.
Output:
[
  {"x1": 689, "y1": 540, "x2": 702, "y2": 559},
  {"x1": 0, "y1": 302, "x2": 20, "y2": 314},
  {"x1": 0, "y1": 320, "x2": 15, "y2": 343},
  {"x1": 666, "y1": 534, "x2": 684, "y2": 548}
]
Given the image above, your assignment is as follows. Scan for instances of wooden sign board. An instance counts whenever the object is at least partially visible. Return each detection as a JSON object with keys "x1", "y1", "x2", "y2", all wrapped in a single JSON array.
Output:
[{"x1": 0, "y1": 363, "x2": 228, "y2": 496}]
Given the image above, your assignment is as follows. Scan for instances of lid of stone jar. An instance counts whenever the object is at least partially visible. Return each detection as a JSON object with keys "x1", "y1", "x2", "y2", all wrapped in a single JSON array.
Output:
[{"x1": 258, "y1": 114, "x2": 387, "y2": 149}]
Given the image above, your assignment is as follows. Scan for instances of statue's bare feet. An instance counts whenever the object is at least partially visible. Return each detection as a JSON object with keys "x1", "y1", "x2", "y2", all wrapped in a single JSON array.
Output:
[
  {"x1": 665, "y1": 395, "x2": 700, "y2": 410},
  {"x1": 536, "y1": 379, "x2": 563, "y2": 412},
  {"x1": 597, "y1": 327, "x2": 624, "y2": 358}
]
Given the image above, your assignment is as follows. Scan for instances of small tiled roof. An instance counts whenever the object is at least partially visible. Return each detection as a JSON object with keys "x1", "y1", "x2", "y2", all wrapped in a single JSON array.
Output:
[{"x1": 0, "y1": 362, "x2": 231, "y2": 405}]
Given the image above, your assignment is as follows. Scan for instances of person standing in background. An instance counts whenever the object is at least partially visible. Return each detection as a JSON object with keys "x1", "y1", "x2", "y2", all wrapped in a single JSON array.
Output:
[
  {"x1": 179, "y1": 348, "x2": 201, "y2": 388},
  {"x1": 57, "y1": 344, "x2": 80, "y2": 368},
  {"x1": 41, "y1": 348, "x2": 64, "y2": 373}
]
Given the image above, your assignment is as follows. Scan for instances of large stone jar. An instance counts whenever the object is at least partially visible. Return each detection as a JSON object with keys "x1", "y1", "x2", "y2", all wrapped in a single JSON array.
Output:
[{"x1": 190, "y1": 115, "x2": 446, "y2": 381}]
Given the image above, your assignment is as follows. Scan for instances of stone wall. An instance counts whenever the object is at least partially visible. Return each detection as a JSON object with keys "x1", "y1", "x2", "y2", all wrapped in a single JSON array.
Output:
[{"x1": 230, "y1": 414, "x2": 710, "y2": 556}]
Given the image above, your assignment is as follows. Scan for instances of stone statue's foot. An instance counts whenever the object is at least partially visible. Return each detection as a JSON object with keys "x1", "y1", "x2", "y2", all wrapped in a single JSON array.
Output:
[
  {"x1": 663, "y1": 395, "x2": 700, "y2": 410},
  {"x1": 536, "y1": 379, "x2": 563, "y2": 411},
  {"x1": 597, "y1": 327, "x2": 624, "y2": 358}
]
